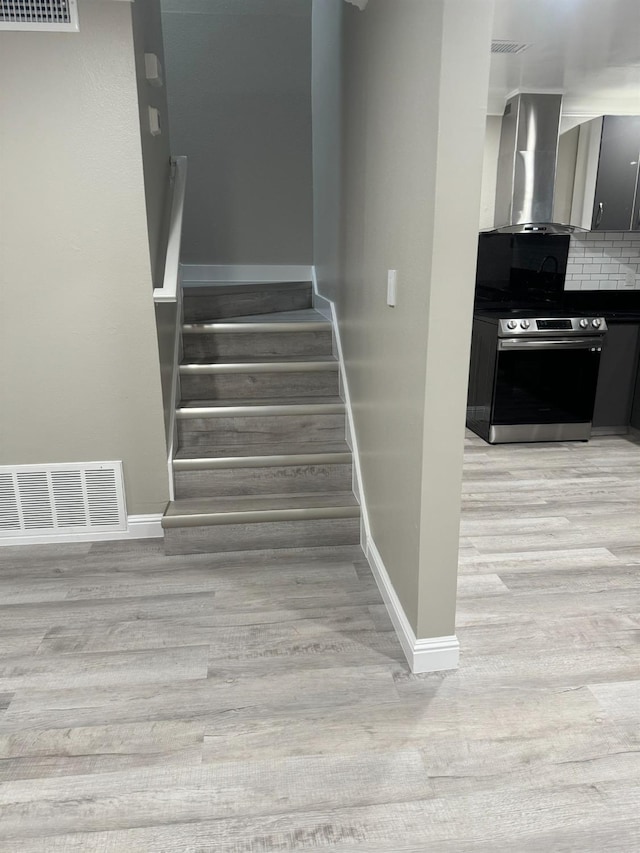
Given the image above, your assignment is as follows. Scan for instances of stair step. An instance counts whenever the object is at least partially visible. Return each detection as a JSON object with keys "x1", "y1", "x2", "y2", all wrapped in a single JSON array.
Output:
[
  {"x1": 174, "y1": 440, "x2": 352, "y2": 460},
  {"x1": 182, "y1": 309, "x2": 332, "y2": 359},
  {"x1": 173, "y1": 445, "x2": 353, "y2": 498},
  {"x1": 177, "y1": 397, "x2": 345, "y2": 416},
  {"x1": 179, "y1": 358, "x2": 339, "y2": 401},
  {"x1": 164, "y1": 491, "x2": 359, "y2": 525},
  {"x1": 183, "y1": 282, "x2": 313, "y2": 322},
  {"x1": 173, "y1": 449, "x2": 351, "y2": 470},
  {"x1": 162, "y1": 492, "x2": 361, "y2": 555},
  {"x1": 176, "y1": 397, "x2": 346, "y2": 448},
  {"x1": 194, "y1": 309, "x2": 328, "y2": 324},
  {"x1": 180, "y1": 356, "x2": 336, "y2": 369}
]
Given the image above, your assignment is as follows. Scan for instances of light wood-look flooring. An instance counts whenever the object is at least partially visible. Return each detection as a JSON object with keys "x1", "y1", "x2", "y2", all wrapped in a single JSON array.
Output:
[{"x1": 1, "y1": 430, "x2": 639, "y2": 851}]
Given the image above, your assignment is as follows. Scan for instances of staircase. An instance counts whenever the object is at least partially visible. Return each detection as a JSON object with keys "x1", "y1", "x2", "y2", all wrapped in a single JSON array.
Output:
[{"x1": 161, "y1": 281, "x2": 361, "y2": 555}]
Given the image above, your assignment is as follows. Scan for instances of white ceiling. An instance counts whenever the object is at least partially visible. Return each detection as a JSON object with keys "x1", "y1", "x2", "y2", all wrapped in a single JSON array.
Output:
[{"x1": 489, "y1": 0, "x2": 640, "y2": 119}]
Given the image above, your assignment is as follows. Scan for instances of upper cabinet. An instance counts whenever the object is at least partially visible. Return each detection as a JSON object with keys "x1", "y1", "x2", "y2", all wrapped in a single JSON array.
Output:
[{"x1": 571, "y1": 116, "x2": 640, "y2": 231}]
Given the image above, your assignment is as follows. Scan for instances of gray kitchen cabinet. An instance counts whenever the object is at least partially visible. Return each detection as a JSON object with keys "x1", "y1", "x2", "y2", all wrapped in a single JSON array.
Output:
[
  {"x1": 571, "y1": 116, "x2": 640, "y2": 231},
  {"x1": 592, "y1": 323, "x2": 640, "y2": 429}
]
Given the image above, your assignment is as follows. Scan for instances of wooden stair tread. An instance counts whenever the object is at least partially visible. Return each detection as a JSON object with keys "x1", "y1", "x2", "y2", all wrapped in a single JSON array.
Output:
[
  {"x1": 166, "y1": 492, "x2": 359, "y2": 515},
  {"x1": 174, "y1": 441, "x2": 351, "y2": 460},
  {"x1": 178, "y1": 396, "x2": 344, "y2": 410},
  {"x1": 183, "y1": 281, "x2": 310, "y2": 296},
  {"x1": 183, "y1": 308, "x2": 328, "y2": 328},
  {"x1": 180, "y1": 355, "x2": 337, "y2": 367},
  {"x1": 162, "y1": 492, "x2": 361, "y2": 528}
]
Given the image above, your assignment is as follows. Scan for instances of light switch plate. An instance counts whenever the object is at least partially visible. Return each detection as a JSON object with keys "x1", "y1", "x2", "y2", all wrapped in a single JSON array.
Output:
[{"x1": 387, "y1": 270, "x2": 397, "y2": 307}]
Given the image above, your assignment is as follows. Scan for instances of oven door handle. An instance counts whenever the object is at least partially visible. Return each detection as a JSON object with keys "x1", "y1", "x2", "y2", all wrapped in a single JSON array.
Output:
[{"x1": 498, "y1": 337, "x2": 603, "y2": 351}]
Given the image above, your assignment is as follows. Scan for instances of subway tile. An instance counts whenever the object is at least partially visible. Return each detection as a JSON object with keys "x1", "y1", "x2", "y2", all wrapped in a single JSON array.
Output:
[
  {"x1": 566, "y1": 264, "x2": 583, "y2": 274},
  {"x1": 587, "y1": 264, "x2": 602, "y2": 274},
  {"x1": 605, "y1": 247, "x2": 623, "y2": 257},
  {"x1": 623, "y1": 232, "x2": 639, "y2": 240},
  {"x1": 564, "y1": 281, "x2": 581, "y2": 291},
  {"x1": 601, "y1": 264, "x2": 620, "y2": 273}
]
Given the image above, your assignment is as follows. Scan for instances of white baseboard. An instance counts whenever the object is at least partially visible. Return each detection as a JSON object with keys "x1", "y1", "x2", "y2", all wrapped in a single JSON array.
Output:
[
  {"x1": 366, "y1": 538, "x2": 459, "y2": 673},
  {"x1": 311, "y1": 266, "x2": 459, "y2": 675},
  {"x1": 0, "y1": 514, "x2": 163, "y2": 547},
  {"x1": 181, "y1": 264, "x2": 313, "y2": 284}
]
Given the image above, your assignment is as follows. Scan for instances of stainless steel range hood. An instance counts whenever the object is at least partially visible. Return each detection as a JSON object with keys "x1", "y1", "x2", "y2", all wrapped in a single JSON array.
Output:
[{"x1": 492, "y1": 93, "x2": 583, "y2": 235}]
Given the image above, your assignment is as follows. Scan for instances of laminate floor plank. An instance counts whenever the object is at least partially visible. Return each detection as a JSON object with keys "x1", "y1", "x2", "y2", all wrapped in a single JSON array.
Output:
[
  {"x1": 0, "y1": 431, "x2": 638, "y2": 850},
  {"x1": 0, "y1": 665, "x2": 400, "y2": 734},
  {"x1": 0, "y1": 720, "x2": 204, "y2": 782},
  {"x1": 0, "y1": 644, "x2": 210, "y2": 692}
]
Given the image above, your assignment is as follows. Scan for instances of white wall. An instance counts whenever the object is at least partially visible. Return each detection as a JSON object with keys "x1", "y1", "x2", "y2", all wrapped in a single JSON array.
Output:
[
  {"x1": 479, "y1": 115, "x2": 501, "y2": 230},
  {"x1": 0, "y1": 0, "x2": 169, "y2": 516},
  {"x1": 312, "y1": 0, "x2": 493, "y2": 639},
  {"x1": 161, "y1": 0, "x2": 313, "y2": 266}
]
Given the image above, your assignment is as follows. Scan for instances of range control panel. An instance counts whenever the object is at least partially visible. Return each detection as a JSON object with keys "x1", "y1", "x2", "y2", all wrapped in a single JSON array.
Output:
[{"x1": 498, "y1": 317, "x2": 608, "y2": 337}]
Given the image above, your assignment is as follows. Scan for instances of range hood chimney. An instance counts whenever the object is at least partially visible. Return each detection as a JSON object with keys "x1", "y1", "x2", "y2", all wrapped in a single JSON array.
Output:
[{"x1": 493, "y1": 93, "x2": 577, "y2": 234}]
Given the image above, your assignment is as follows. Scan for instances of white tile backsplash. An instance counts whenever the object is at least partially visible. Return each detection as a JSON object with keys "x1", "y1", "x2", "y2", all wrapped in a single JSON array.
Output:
[{"x1": 565, "y1": 232, "x2": 640, "y2": 291}]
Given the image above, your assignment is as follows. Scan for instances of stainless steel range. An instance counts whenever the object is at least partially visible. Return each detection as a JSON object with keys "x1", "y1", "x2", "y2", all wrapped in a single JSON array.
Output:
[{"x1": 467, "y1": 312, "x2": 608, "y2": 444}]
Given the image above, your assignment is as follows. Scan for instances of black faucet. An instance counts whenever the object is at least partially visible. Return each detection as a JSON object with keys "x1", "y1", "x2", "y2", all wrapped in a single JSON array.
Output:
[{"x1": 537, "y1": 255, "x2": 559, "y2": 274}]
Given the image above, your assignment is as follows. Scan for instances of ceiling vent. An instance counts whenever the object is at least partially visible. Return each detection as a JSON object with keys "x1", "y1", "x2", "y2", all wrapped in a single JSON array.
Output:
[
  {"x1": 491, "y1": 40, "x2": 531, "y2": 55},
  {"x1": 0, "y1": 461, "x2": 126, "y2": 539},
  {"x1": 0, "y1": 0, "x2": 79, "y2": 32}
]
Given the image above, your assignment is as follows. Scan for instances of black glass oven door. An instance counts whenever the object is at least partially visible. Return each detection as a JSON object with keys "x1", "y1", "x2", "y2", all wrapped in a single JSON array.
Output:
[{"x1": 492, "y1": 340, "x2": 602, "y2": 425}]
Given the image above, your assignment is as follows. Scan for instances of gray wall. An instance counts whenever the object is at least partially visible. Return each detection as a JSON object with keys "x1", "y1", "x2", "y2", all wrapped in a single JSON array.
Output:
[
  {"x1": 0, "y1": 0, "x2": 169, "y2": 516},
  {"x1": 312, "y1": 0, "x2": 492, "y2": 639},
  {"x1": 161, "y1": 0, "x2": 313, "y2": 266}
]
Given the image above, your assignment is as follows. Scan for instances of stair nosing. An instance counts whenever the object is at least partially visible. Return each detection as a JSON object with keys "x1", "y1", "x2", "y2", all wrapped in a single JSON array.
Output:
[
  {"x1": 173, "y1": 452, "x2": 352, "y2": 471},
  {"x1": 179, "y1": 360, "x2": 338, "y2": 375},
  {"x1": 162, "y1": 504, "x2": 360, "y2": 529},
  {"x1": 182, "y1": 321, "x2": 330, "y2": 334},
  {"x1": 177, "y1": 401, "x2": 345, "y2": 419}
]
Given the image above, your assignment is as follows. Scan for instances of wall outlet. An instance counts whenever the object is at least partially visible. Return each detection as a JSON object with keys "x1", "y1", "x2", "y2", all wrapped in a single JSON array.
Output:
[
  {"x1": 387, "y1": 270, "x2": 397, "y2": 307},
  {"x1": 624, "y1": 269, "x2": 636, "y2": 288}
]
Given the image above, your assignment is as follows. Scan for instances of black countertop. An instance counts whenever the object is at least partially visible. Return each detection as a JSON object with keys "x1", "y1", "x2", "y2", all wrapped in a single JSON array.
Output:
[
  {"x1": 475, "y1": 291, "x2": 640, "y2": 322},
  {"x1": 562, "y1": 291, "x2": 640, "y2": 322}
]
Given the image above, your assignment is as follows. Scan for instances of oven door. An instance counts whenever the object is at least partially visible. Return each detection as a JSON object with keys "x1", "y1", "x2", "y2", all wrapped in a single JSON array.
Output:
[{"x1": 492, "y1": 337, "x2": 603, "y2": 429}]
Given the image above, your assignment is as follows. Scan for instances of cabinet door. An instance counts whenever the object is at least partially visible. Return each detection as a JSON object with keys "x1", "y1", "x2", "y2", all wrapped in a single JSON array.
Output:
[
  {"x1": 592, "y1": 323, "x2": 640, "y2": 428},
  {"x1": 591, "y1": 117, "x2": 640, "y2": 231}
]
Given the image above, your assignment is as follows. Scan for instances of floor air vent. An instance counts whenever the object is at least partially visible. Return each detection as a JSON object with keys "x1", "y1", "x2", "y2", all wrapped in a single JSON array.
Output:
[
  {"x1": 0, "y1": 0, "x2": 79, "y2": 31},
  {"x1": 0, "y1": 462, "x2": 126, "y2": 539},
  {"x1": 491, "y1": 40, "x2": 530, "y2": 55}
]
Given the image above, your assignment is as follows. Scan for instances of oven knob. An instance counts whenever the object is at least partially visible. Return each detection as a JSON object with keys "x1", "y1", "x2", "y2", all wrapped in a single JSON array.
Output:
[
  {"x1": 592, "y1": 318, "x2": 602, "y2": 328},
  {"x1": 520, "y1": 319, "x2": 531, "y2": 329},
  {"x1": 579, "y1": 318, "x2": 589, "y2": 329},
  {"x1": 506, "y1": 319, "x2": 518, "y2": 330}
]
